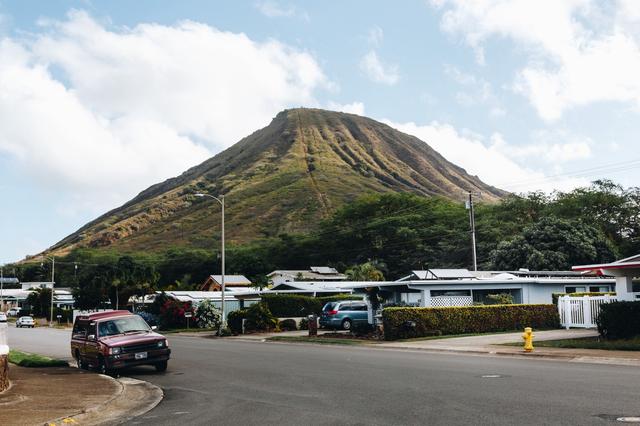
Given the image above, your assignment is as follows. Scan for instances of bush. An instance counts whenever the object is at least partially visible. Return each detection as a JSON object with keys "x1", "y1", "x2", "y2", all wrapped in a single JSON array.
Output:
[
  {"x1": 260, "y1": 294, "x2": 362, "y2": 317},
  {"x1": 245, "y1": 303, "x2": 278, "y2": 332},
  {"x1": 298, "y1": 317, "x2": 309, "y2": 330},
  {"x1": 228, "y1": 309, "x2": 248, "y2": 334},
  {"x1": 159, "y1": 299, "x2": 194, "y2": 330},
  {"x1": 383, "y1": 304, "x2": 560, "y2": 340},
  {"x1": 351, "y1": 322, "x2": 374, "y2": 336},
  {"x1": 278, "y1": 318, "x2": 298, "y2": 331},
  {"x1": 194, "y1": 299, "x2": 222, "y2": 329},
  {"x1": 260, "y1": 294, "x2": 321, "y2": 317},
  {"x1": 485, "y1": 293, "x2": 514, "y2": 305},
  {"x1": 597, "y1": 301, "x2": 640, "y2": 339}
]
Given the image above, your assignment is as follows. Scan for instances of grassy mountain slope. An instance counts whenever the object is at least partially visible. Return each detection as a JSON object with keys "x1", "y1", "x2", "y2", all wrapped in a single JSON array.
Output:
[{"x1": 47, "y1": 108, "x2": 506, "y2": 256}]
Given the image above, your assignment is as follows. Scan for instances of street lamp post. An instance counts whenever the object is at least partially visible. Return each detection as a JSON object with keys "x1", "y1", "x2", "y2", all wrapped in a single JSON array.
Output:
[
  {"x1": 41, "y1": 256, "x2": 55, "y2": 327},
  {"x1": 195, "y1": 193, "x2": 225, "y2": 334}
]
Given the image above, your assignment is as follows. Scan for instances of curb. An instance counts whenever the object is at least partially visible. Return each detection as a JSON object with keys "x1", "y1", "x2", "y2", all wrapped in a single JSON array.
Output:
[
  {"x1": 46, "y1": 374, "x2": 163, "y2": 425},
  {"x1": 249, "y1": 337, "x2": 640, "y2": 367}
]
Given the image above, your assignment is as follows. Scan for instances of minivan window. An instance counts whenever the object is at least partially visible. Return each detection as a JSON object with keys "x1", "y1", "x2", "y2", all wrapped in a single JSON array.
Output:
[
  {"x1": 351, "y1": 303, "x2": 367, "y2": 311},
  {"x1": 323, "y1": 302, "x2": 338, "y2": 311},
  {"x1": 338, "y1": 303, "x2": 352, "y2": 311}
]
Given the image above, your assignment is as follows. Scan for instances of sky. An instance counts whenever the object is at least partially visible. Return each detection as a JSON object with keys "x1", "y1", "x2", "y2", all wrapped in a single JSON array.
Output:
[{"x1": 1, "y1": 0, "x2": 640, "y2": 263}]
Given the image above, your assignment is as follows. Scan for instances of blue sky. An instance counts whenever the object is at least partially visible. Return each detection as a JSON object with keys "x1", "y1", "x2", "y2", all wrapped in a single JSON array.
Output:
[{"x1": 1, "y1": 0, "x2": 640, "y2": 263}]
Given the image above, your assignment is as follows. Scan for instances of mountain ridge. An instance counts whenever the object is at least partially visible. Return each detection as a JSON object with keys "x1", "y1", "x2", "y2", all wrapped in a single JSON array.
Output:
[{"x1": 46, "y1": 108, "x2": 506, "y2": 256}]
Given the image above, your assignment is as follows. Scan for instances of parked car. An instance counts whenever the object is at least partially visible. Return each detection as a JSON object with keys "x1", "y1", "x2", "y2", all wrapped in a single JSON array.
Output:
[
  {"x1": 0, "y1": 312, "x2": 7, "y2": 323},
  {"x1": 319, "y1": 301, "x2": 369, "y2": 330},
  {"x1": 7, "y1": 308, "x2": 20, "y2": 317},
  {"x1": 70, "y1": 310, "x2": 170, "y2": 375},
  {"x1": 16, "y1": 316, "x2": 35, "y2": 328}
]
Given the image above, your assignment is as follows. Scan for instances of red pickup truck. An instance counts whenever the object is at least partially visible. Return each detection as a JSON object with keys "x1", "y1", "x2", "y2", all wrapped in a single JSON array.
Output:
[{"x1": 70, "y1": 310, "x2": 170, "y2": 374}]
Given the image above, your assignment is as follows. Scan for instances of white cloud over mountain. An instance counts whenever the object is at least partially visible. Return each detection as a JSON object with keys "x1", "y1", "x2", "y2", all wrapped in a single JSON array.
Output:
[{"x1": 0, "y1": 11, "x2": 327, "y2": 210}]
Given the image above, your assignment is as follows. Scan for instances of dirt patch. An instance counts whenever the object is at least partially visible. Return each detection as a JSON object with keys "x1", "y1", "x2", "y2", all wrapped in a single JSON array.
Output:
[{"x1": 0, "y1": 365, "x2": 119, "y2": 425}]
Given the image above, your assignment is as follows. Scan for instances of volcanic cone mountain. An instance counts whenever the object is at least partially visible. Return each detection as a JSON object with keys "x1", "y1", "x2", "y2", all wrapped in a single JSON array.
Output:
[{"x1": 48, "y1": 108, "x2": 506, "y2": 255}]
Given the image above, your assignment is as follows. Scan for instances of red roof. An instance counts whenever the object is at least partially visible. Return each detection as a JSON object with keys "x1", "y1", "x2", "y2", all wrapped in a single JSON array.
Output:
[{"x1": 77, "y1": 310, "x2": 133, "y2": 321}]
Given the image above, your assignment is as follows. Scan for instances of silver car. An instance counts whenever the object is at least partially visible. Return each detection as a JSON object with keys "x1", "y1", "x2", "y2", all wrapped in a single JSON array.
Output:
[
  {"x1": 16, "y1": 316, "x2": 35, "y2": 328},
  {"x1": 0, "y1": 312, "x2": 7, "y2": 323}
]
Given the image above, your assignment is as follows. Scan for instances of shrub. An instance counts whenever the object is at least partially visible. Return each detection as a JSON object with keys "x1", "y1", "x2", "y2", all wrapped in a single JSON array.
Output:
[
  {"x1": 351, "y1": 322, "x2": 374, "y2": 336},
  {"x1": 159, "y1": 299, "x2": 194, "y2": 330},
  {"x1": 194, "y1": 299, "x2": 222, "y2": 329},
  {"x1": 278, "y1": 318, "x2": 297, "y2": 331},
  {"x1": 597, "y1": 301, "x2": 640, "y2": 339},
  {"x1": 383, "y1": 304, "x2": 560, "y2": 340},
  {"x1": 228, "y1": 309, "x2": 248, "y2": 334},
  {"x1": 485, "y1": 293, "x2": 514, "y2": 305},
  {"x1": 299, "y1": 317, "x2": 309, "y2": 330},
  {"x1": 245, "y1": 303, "x2": 278, "y2": 332},
  {"x1": 260, "y1": 294, "x2": 321, "y2": 317},
  {"x1": 260, "y1": 294, "x2": 362, "y2": 317}
]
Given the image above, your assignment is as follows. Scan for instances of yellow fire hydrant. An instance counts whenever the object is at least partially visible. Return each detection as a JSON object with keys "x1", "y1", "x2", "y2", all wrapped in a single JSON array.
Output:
[{"x1": 522, "y1": 327, "x2": 534, "y2": 352}]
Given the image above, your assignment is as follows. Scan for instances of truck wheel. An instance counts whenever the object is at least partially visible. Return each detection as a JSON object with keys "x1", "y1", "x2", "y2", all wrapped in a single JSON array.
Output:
[
  {"x1": 76, "y1": 351, "x2": 88, "y2": 370},
  {"x1": 97, "y1": 356, "x2": 113, "y2": 376},
  {"x1": 155, "y1": 361, "x2": 168, "y2": 372}
]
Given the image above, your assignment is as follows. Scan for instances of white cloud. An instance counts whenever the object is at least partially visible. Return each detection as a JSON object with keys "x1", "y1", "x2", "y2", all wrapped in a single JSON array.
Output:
[
  {"x1": 367, "y1": 26, "x2": 384, "y2": 46},
  {"x1": 359, "y1": 50, "x2": 399, "y2": 85},
  {"x1": 431, "y1": 0, "x2": 640, "y2": 121},
  {"x1": 383, "y1": 119, "x2": 589, "y2": 192},
  {"x1": 255, "y1": 1, "x2": 308, "y2": 20},
  {"x1": 0, "y1": 11, "x2": 328, "y2": 211},
  {"x1": 326, "y1": 101, "x2": 365, "y2": 116},
  {"x1": 444, "y1": 65, "x2": 504, "y2": 115}
]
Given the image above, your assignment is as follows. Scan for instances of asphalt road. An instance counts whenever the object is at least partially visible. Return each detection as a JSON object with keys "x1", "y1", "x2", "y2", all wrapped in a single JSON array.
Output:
[{"x1": 7, "y1": 327, "x2": 640, "y2": 425}]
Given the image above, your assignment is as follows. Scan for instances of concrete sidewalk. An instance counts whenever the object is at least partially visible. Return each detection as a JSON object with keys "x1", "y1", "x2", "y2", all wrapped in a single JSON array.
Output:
[
  {"x1": 377, "y1": 329, "x2": 640, "y2": 366},
  {"x1": 0, "y1": 365, "x2": 163, "y2": 426}
]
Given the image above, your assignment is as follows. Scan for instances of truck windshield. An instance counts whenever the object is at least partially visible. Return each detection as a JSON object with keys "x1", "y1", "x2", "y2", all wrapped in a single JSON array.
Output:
[{"x1": 98, "y1": 316, "x2": 150, "y2": 337}]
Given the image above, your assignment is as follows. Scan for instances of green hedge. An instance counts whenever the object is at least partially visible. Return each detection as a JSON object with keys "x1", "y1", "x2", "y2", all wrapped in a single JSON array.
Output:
[
  {"x1": 260, "y1": 294, "x2": 362, "y2": 317},
  {"x1": 597, "y1": 301, "x2": 640, "y2": 339},
  {"x1": 383, "y1": 304, "x2": 560, "y2": 340}
]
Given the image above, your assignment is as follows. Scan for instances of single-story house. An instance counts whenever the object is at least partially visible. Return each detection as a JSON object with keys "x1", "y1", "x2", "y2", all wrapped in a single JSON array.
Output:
[
  {"x1": 200, "y1": 275, "x2": 253, "y2": 291},
  {"x1": 0, "y1": 288, "x2": 75, "y2": 310},
  {"x1": 573, "y1": 254, "x2": 640, "y2": 301},
  {"x1": 348, "y1": 269, "x2": 615, "y2": 307},
  {"x1": 267, "y1": 267, "x2": 347, "y2": 286}
]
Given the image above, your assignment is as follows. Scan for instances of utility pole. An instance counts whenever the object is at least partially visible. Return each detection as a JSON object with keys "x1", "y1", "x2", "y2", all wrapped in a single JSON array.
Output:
[
  {"x1": 1, "y1": 265, "x2": 4, "y2": 312},
  {"x1": 49, "y1": 257, "x2": 55, "y2": 326},
  {"x1": 466, "y1": 192, "x2": 478, "y2": 272}
]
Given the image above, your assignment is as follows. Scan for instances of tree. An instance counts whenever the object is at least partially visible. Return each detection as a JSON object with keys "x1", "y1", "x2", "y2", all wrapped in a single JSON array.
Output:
[
  {"x1": 490, "y1": 217, "x2": 616, "y2": 270},
  {"x1": 25, "y1": 287, "x2": 52, "y2": 317},
  {"x1": 345, "y1": 261, "x2": 385, "y2": 281}
]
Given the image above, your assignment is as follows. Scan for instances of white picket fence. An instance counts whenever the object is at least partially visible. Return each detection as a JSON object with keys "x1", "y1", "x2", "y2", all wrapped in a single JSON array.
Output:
[
  {"x1": 429, "y1": 295, "x2": 474, "y2": 307},
  {"x1": 557, "y1": 295, "x2": 617, "y2": 329}
]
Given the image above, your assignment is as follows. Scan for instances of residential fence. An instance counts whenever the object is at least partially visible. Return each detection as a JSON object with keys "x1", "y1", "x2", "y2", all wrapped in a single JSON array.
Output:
[{"x1": 557, "y1": 295, "x2": 617, "y2": 329}]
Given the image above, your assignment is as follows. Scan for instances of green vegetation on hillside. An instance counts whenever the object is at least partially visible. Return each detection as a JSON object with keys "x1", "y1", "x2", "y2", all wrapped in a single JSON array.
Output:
[{"x1": 8, "y1": 180, "x2": 638, "y2": 310}]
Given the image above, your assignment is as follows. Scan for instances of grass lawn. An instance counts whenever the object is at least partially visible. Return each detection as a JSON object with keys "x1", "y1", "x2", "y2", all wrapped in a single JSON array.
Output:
[
  {"x1": 266, "y1": 336, "x2": 371, "y2": 345},
  {"x1": 8, "y1": 350, "x2": 69, "y2": 367},
  {"x1": 503, "y1": 336, "x2": 640, "y2": 351}
]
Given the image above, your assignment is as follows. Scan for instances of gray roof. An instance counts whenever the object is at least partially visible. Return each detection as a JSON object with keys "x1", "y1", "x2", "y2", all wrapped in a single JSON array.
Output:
[
  {"x1": 208, "y1": 275, "x2": 252, "y2": 285},
  {"x1": 411, "y1": 269, "x2": 475, "y2": 280},
  {"x1": 267, "y1": 269, "x2": 347, "y2": 281}
]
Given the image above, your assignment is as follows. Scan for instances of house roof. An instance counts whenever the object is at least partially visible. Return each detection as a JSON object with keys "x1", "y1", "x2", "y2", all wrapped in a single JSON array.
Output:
[
  {"x1": 572, "y1": 255, "x2": 640, "y2": 277},
  {"x1": 411, "y1": 269, "x2": 476, "y2": 280},
  {"x1": 206, "y1": 275, "x2": 252, "y2": 285},
  {"x1": 267, "y1": 269, "x2": 347, "y2": 281},
  {"x1": 160, "y1": 290, "x2": 254, "y2": 302},
  {"x1": 270, "y1": 281, "x2": 353, "y2": 292}
]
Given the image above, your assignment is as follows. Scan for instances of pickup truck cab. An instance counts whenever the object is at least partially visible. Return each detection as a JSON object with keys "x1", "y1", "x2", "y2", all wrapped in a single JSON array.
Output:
[{"x1": 71, "y1": 311, "x2": 170, "y2": 375}]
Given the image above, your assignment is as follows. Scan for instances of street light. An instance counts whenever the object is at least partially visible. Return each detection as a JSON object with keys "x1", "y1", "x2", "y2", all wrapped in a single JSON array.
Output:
[
  {"x1": 194, "y1": 193, "x2": 226, "y2": 334},
  {"x1": 41, "y1": 256, "x2": 55, "y2": 327}
]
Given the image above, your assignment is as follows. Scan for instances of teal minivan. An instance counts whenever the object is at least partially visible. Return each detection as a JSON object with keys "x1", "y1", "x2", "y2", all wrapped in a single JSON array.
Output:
[{"x1": 319, "y1": 301, "x2": 369, "y2": 330}]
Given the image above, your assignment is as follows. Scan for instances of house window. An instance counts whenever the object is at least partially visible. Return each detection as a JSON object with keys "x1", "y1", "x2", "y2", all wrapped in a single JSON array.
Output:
[
  {"x1": 431, "y1": 290, "x2": 471, "y2": 297},
  {"x1": 564, "y1": 286, "x2": 586, "y2": 294},
  {"x1": 589, "y1": 286, "x2": 610, "y2": 293}
]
